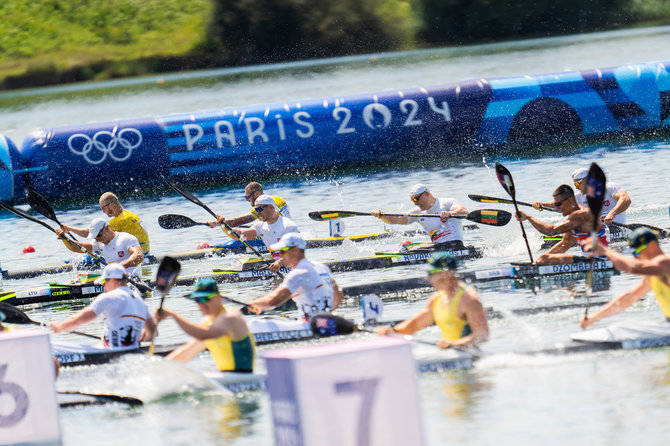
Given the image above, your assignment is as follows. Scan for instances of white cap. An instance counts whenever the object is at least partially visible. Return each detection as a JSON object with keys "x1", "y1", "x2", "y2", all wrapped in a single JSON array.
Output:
[
  {"x1": 254, "y1": 194, "x2": 278, "y2": 210},
  {"x1": 571, "y1": 168, "x2": 589, "y2": 181},
  {"x1": 409, "y1": 184, "x2": 429, "y2": 197},
  {"x1": 87, "y1": 218, "x2": 107, "y2": 239},
  {"x1": 94, "y1": 263, "x2": 127, "y2": 284},
  {"x1": 270, "y1": 232, "x2": 307, "y2": 251}
]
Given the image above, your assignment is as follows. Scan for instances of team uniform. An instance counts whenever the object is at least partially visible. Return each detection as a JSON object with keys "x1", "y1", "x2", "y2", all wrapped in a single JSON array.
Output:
[
  {"x1": 108, "y1": 210, "x2": 151, "y2": 254},
  {"x1": 202, "y1": 309, "x2": 255, "y2": 372},
  {"x1": 408, "y1": 197, "x2": 463, "y2": 245},
  {"x1": 575, "y1": 182, "x2": 626, "y2": 223},
  {"x1": 90, "y1": 232, "x2": 142, "y2": 276},
  {"x1": 250, "y1": 195, "x2": 291, "y2": 220},
  {"x1": 649, "y1": 277, "x2": 670, "y2": 319},
  {"x1": 570, "y1": 207, "x2": 610, "y2": 260},
  {"x1": 250, "y1": 215, "x2": 298, "y2": 258},
  {"x1": 89, "y1": 285, "x2": 151, "y2": 348},
  {"x1": 432, "y1": 285, "x2": 471, "y2": 341},
  {"x1": 281, "y1": 258, "x2": 334, "y2": 318}
]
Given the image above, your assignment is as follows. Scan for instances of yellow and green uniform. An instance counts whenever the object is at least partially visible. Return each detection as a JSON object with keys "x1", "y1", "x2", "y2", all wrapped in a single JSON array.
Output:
[
  {"x1": 203, "y1": 309, "x2": 255, "y2": 372},
  {"x1": 432, "y1": 284, "x2": 472, "y2": 341},
  {"x1": 108, "y1": 210, "x2": 150, "y2": 254},
  {"x1": 250, "y1": 195, "x2": 291, "y2": 220},
  {"x1": 649, "y1": 276, "x2": 670, "y2": 318}
]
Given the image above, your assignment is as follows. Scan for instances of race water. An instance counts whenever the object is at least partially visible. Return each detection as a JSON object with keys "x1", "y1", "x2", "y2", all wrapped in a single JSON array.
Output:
[{"x1": 2, "y1": 26, "x2": 670, "y2": 445}]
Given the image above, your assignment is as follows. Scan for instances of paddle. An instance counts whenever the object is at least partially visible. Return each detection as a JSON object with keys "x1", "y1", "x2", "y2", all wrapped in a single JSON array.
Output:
[
  {"x1": 308, "y1": 209, "x2": 512, "y2": 227},
  {"x1": 585, "y1": 162, "x2": 606, "y2": 316},
  {"x1": 611, "y1": 222, "x2": 670, "y2": 238},
  {"x1": 468, "y1": 194, "x2": 560, "y2": 213},
  {"x1": 495, "y1": 162, "x2": 534, "y2": 263},
  {"x1": 309, "y1": 313, "x2": 479, "y2": 356},
  {"x1": 158, "y1": 214, "x2": 209, "y2": 229},
  {"x1": 161, "y1": 176, "x2": 269, "y2": 261},
  {"x1": 0, "y1": 201, "x2": 153, "y2": 294},
  {"x1": 57, "y1": 391, "x2": 143, "y2": 406},
  {"x1": 158, "y1": 214, "x2": 251, "y2": 230},
  {"x1": 0, "y1": 302, "x2": 99, "y2": 340},
  {"x1": 26, "y1": 190, "x2": 80, "y2": 242},
  {"x1": 149, "y1": 256, "x2": 181, "y2": 355}
]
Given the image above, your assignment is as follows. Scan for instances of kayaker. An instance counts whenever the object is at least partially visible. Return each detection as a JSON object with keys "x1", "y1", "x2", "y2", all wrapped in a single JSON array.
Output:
[
  {"x1": 50, "y1": 263, "x2": 155, "y2": 349},
  {"x1": 532, "y1": 168, "x2": 631, "y2": 225},
  {"x1": 155, "y1": 278, "x2": 255, "y2": 372},
  {"x1": 56, "y1": 217, "x2": 144, "y2": 276},
  {"x1": 247, "y1": 232, "x2": 343, "y2": 318},
  {"x1": 209, "y1": 195, "x2": 298, "y2": 272},
  {"x1": 516, "y1": 184, "x2": 609, "y2": 264},
  {"x1": 210, "y1": 181, "x2": 292, "y2": 228},
  {"x1": 376, "y1": 252, "x2": 488, "y2": 349},
  {"x1": 582, "y1": 228, "x2": 670, "y2": 328},
  {"x1": 59, "y1": 192, "x2": 151, "y2": 255},
  {"x1": 371, "y1": 184, "x2": 468, "y2": 249}
]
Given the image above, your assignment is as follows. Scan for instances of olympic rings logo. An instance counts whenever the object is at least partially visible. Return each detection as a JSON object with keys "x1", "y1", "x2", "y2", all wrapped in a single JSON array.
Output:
[{"x1": 67, "y1": 127, "x2": 142, "y2": 165}]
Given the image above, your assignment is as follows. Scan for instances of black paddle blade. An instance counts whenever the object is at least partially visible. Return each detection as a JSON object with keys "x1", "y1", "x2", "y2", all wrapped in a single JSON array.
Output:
[
  {"x1": 495, "y1": 162, "x2": 516, "y2": 199},
  {"x1": 26, "y1": 191, "x2": 59, "y2": 224},
  {"x1": 0, "y1": 200, "x2": 56, "y2": 233},
  {"x1": 467, "y1": 209, "x2": 512, "y2": 226},
  {"x1": 155, "y1": 256, "x2": 181, "y2": 294},
  {"x1": 310, "y1": 313, "x2": 356, "y2": 337},
  {"x1": 162, "y1": 176, "x2": 216, "y2": 218},
  {"x1": 158, "y1": 214, "x2": 203, "y2": 229},
  {"x1": 0, "y1": 302, "x2": 34, "y2": 324},
  {"x1": 586, "y1": 163, "x2": 606, "y2": 225}
]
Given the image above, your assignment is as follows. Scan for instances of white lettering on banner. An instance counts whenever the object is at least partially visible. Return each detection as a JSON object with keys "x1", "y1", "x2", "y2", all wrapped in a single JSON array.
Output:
[
  {"x1": 333, "y1": 107, "x2": 356, "y2": 134},
  {"x1": 183, "y1": 124, "x2": 204, "y2": 151},
  {"x1": 177, "y1": 96, "x2": 458, "y2": 150},
  {"x1": 428, "y1": 97, "x2": 452, "y2": 121},
  {"x1": 400, "y1": 99, "x2": 423, "y2": 126},
  {"x1": 0, "y1": 364, "x2": 30, "y2": 428},
  {"x1": 275, "y1": 115, "x2": 287, "y2": 140},
  {"x1": 362, "y1": 103, "x2": 392, "y2": 129},
  {"x1": 245, "y1": 117, "x2": 269, "y2": 143},
  {"x1": 68, "y1": 128, "x2": 142, "y2": 164},
  {"x1": 294, "y1": 112, "x2": 314, "y2": 138},
  {"x1": 214, "y1": 120, "x2": 236, "y2": 147}
]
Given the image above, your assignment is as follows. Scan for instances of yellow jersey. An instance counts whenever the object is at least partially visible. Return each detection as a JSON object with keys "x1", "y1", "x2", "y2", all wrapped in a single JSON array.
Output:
[
  {"x1": 108, "y1": 210, "x2": 150, "y2": 254},
  {"x1": 203, "y1": 309, "x2": 255, "y2": 372},
  {"x1": 649, "y1": 276, "x2": 670, "y2": 318},
  {"x1": 431, "y1": 285, "x2": 472, "y2": 341}
]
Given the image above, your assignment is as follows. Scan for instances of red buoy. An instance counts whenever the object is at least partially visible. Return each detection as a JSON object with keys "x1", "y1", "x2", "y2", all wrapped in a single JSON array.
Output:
[
  {"x1": 197, "y1": 242, "x2": 210, "y2": 250},
  {"x1": 22, "y1": 245, "x2": 35, "y2": 254}
]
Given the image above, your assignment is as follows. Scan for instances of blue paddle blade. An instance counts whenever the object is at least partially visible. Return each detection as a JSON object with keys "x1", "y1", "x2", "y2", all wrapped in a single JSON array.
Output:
[
  {"x1": 586, "y1": 162, "x2": 606, "y2": 224},
  {"x1": 495, "y1": 162, "x2": 516, "y2": 198}
]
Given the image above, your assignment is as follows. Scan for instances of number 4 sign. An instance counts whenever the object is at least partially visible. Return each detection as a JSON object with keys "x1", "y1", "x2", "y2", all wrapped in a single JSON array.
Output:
[{"x1": 264, "y1": 337, "x2": 424, "y2": 446}]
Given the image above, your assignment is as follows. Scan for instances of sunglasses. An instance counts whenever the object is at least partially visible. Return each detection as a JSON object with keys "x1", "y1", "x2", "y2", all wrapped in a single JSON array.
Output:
[
  {"x1": 573, "y1": 180, "x2": 584, "y2": 187},
  {"x1": 245, "y1": 190, "x2": 260, "y2": 201},
  {"x1": 254, "y1": 206, "x2": 268, "y2": 214},
  {"x1": 553, "y1": 197, "x2": 569, "y2": 207},
  {"x1": 278, "y1": 246, "x2": 294, "y2": 252},
  {"x1": 411, "y1": 191, "x2": 425, "y2": 203},
  {"x1": 632, "y1": 243, "x2": 649, "y2": 257},
  {"x1": 194, "y1": 294, "x2": 215, "y2": 304}
]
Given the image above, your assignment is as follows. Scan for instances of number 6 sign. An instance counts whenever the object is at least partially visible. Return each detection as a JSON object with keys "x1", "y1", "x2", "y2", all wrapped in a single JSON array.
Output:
[
  {"x1": 0, "y1": 331, "x2": 60, "y2": 445},
  {"x1": 264, "y1": 337, "x2": 424, "y2": 446}
]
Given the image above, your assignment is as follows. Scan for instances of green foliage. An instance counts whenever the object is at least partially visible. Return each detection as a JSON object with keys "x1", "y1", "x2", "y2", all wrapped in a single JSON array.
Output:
[
  {"x1": 204, "y1": 0, "x2": 421, "y2": 64},
  {"x1": 0, "y1": 0, "x2": 210, "y2": 63}
]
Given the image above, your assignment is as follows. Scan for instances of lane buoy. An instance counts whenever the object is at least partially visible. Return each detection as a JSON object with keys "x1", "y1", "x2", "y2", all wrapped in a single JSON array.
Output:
[
  {"x1": 22, "y1": 245, "x2": 35, "y2": 254},
  {"x1": 197, "y1": 242, "x2": 210, "y2": 250}
]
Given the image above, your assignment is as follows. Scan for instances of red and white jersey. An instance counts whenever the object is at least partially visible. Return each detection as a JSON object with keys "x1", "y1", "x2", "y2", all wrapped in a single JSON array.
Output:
[
  {"x1": 575, "y1": 182, "x2": 625, "y2": 223},
  {"x1": 90, "y1": 285, "x2": 151, "y2": 348},
  {"x1": 407, "y1": 197, "x2": 463, "y2": 243},
  {"x1": 91, "y1": 232, "x2": 141, "y2": 276}
]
